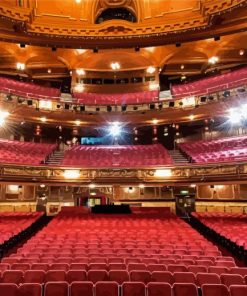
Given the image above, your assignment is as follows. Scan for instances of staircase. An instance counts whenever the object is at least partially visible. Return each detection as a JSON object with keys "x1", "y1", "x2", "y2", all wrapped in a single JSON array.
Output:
[
  {"x1": 169, "y1": 149, "x2": 190, "y2": 164},
  {"x1": 46, "y1": 150, "x2": 64, "y2": 165}
]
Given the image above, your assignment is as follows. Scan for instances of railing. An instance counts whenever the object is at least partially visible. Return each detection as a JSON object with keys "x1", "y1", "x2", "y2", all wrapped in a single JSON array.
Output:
[{"x1": 0, "y1": 160, "x2": 247, "y2": 184}]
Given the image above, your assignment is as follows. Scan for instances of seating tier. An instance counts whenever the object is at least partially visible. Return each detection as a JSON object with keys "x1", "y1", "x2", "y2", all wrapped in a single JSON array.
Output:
[
  {"x1": 0, "y1": 139, "x2": 57, "y2": 165},
  {"x1": 172, "y1": 67, "x2": 247, "y2": 98},
  {"x1": 61, "y1": 144, "x2": 173, "y2": 167},
  {"x1": 179, "y1": 136, "x2": 247, "y2": 163}
]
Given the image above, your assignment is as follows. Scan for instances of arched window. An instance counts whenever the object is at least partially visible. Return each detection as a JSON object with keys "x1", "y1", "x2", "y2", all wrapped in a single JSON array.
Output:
[{"x1": 96, "y1": 8, "x2": 137, "y2": 24}]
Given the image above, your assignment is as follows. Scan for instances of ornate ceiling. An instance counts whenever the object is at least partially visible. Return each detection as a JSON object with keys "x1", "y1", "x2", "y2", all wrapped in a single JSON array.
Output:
[
  {"x1": 0, "y1": 31, "x2": 246, "y2": 79},
  {"x1": 0, "y1": 0, "x2": 246, "y2": 48}
]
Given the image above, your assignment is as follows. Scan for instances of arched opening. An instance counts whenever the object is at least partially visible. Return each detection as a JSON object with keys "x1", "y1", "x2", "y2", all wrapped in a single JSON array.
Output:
[{"x1": 96, "y1": 7, "x2": 137, "y2": 24}]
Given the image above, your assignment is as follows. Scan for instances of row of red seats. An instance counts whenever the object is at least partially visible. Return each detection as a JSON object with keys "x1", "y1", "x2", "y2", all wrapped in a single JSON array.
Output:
[
  {"x1": 179, "y1": 135, "x2": 247, "y2": 164},
  {"x1": 0, "y1": 212, "x2": 42, "y2": 245},
  {"x1": 0, "y1": 260, "x2": 238, "y2": 273},
  {"x1": 0, "y1": 138, "x2": 56, "y2": 165},
  {"x1": 61, "y1": 144, "x2": 173, "y2": 167},
  {"x1": 0, "y1": 268, "x2": 247, "y2": 287},
  {"x1": 192, "y1": 212, "x2": 247, "y2": 250},
  {"x1": 2, "y1": 281, "x2": 246, "y2": 296},
  {"x1": 0, "y1": 76, "x2": 60, "y2": 99},
  {"x1": 73, "y1": 90, "x2": 159, "y2": 105},
  {"x1": 171, "y1": 66, "x2": 247, "y2": 98}
]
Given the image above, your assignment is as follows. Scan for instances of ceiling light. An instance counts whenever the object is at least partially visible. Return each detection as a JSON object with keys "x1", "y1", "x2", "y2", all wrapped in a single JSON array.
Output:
[
  {"x1": 47, "y1": 69, "x2": 51, "y2": 74},
  {"x1": 0, "y1": 110, "x2": 9, "y2": 126},
  {"x1": 154, "y1": 169, "x2": 172, "y2": 177},
  {"x1": 109, "y1": 122, "x2": 121, "y2": 137},
  {"x1": 76, "y1": 69, "x2": 85, "y2": 75},
  {"x1": 152, "y1": 119, "x2": 158, "y2": 125},
  {"x1": 75, "y1": 0, "x2": 81, "y2": 3},
  {"x1": 228, "y1": 108, "x2": 241, "y2": 124},
  {"x1": 147, "y1": 66, "x2": 156, "y2": 74},
  {"x1": 181, "y1": 75, "x2": 186, "y2": 80},
  {"x1": 40, "y1": 117, "x2": 47, "y2": 123},
  {"x1": 110, "y1": 62, "x2": 120, "y2": 70},
  {"x1": 208, "y1": 56, "x2": 219, "y2": 64},
  {"x1": 139, "y1": 184, "x2": 145, "y2": 188},
  {"x1": 180, "y1": 64, "x2": 185, "y2": 70},
  {"x1": 16, "y1": 62, "x2": 25, "y2": 70},
  {"x1": 239, "y1": 49, "x2": 245, "y2": 56},
  {"x1": 74, "y1": 84, "x2": 84, "y2": 93},
  {"x1": 75, "y1": 120, "x2": 81, "y2": 126},
  {"x1": 63, "y1": 170, "x2": 80, "y2": 179},
  {"x1": 189, "y1": 114, "x2": 195, "y2": 121},
  {"x1": 89, "y1": 184, "x2": 96, "y2": 189}
]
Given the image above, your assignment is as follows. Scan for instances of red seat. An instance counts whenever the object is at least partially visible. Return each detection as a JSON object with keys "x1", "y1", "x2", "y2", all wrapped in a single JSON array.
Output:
[
  {"x1": 87, "y1": 270, "x2": 108, "y2": 283},
  {"x1": 122, "y1": 282, "x2": 146, "y2": 296},
  {"x1": 95, "y1": 281, "x2": 119, "y2": 296},
  {"x1": 24, "y1": 270, "x2": 45, "y2": 283},
  {"x1": 188, "y1": 265, "x2": 207, "y2": 274},
  {"x1": 31, "y1": 264, "x2": 49, "y2": 271},
  {"x1": 197, "y1": 273, "x2": 220, "y2": 287},
  {"x1": 19, "y1": 283, "x2": 42, "y2": 296},
  {"x1": 88, "y1": 263, "x2": 108, "y2": 270},
  {"x1": 0, "y1": 283, "x2": 18, "y2": 296},
  {"x1": 0, "y1": 263, "x2": 10, "y2": 272},
  {"x1": 108, "y1": 263, "x2": 126, "y2": 270},
  {"x1": 44, "y1": 282, "x2": 69, "y2": 296},
  {"x1": 50, "y1": 264, "x2": 69, "y2": 271},
  {"x1": 2, "y1": 270, "x2": 23, "y2": 284},
  {"x1": 109, "y1": 270, "x2": 129, "y2": 284},
  {"x1": 129, "y1": 270, "x2": 151, "y2": 284},
  {"x1": 147, "y1": 264, "x2": 167, "y2": 272},
  {"x1": 173, "y1": 272, "x2": 196, "y2": 284},
  {"x1": 229, "y1": 285, "x2": 247, "y2": 296},
  {"x1": 11, "y1": 263, "x2": 30, "y2": 272},
  {"x1": 70, "y1": 282, "x2": 94, "y2": 296},
  {"x1": 151, "y1": 271, "x2": 174, "y2": 284},
  {"x1": 220, "y1": 274, "x2": 244, "y2": 288},
  {"x1": 45, "y1": 270, "x2": 67, "y2": 282},
  {"x1": 66, "y1": 270, "x2": 87, "y2": 283},
  {"x1": 230, "y1": 268, "x2": 247, "y2": 277},
  {"x1": 201, "y1": 284, "x2": 230, "y2": 296},
  {"x1": 147, "y1": 282, "x2": 172, "y2": 296},
  {"x1": 167, "y1": 265, "x2": 187, "y2": 273},
  {"x1": 173, "y1": 283, "x2": 198, "y2": 296}
]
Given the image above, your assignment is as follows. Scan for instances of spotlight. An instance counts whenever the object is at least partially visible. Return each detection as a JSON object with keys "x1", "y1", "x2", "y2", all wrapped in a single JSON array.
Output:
[
  {"x1": 208, "y1": 56, "x2": 219, "y2": 64},
  {"x1": 109, "y1": 122, "x2": 121, "y2": 137},
  {"x1": 20, "y1": 43, "x2": 26, "y2": 48},
  {"x1": 239, "y1": 49, "x2": 245, "y2": 56},
  {"x1": 229, "y1": 108, "x2": 241, "y2": 124},
  {"x1": 0, "y1": 110, "x2": 9, "y2": 126},
  {"x1": 146, "y1": 66, "x2": 156, "y2": 74},
  {"x1": 189, "y1": 114, "x2": 195, "y2": 121}
]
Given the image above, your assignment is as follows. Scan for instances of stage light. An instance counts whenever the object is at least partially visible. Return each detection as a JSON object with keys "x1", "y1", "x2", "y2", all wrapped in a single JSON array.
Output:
[
  {"x1": 139, "y1": 184, "x2": 145, "y2": 188},
  {"x1": 239, "y1": 49, "x2": 245, "y2": 56},
  {"x1": 40, "y1": 184, "x2": 46, "y2": 188},
  {"x1": 109, "y1": 122, "x2": 121, "y2": 137},
  {"x1": 180, "y1": 64, "x2": 185, "y2": 70},
  {"x1": 63, "y1": 170, "x2": 80, "y2": 179},
  {"x1": 74, "y1": 84, "x2": 84, "y2": 92},
  {"x1": 190, "y1": 184, "x2": 196, "y2": 188},
  {"x1": 111, "y1": 62, "x2": 120, "y2": 70},
  {"x1": 89, "y1": 184, "x2": 96, "y2": 189},
  {"x1": 8, "y1": 185, "x2": 19, "y2": 193},
  {"x1": 75, "y1": 0, "x2": 81, "y2": 3},
  {"x1": 16, "y1": 62, "x2": 25, "y2": 70},
  {"x1": 39, "y1": 100, "x2": 52, "y2": 110},
  {"x1": 75, "y1": 120, "x2": 81, "y2": 126},
  {"x1": 0, "y1": 110, "x2": 9, "y2": 126},
  {"x1": 40, "y1": 117, "x2": 47, "y2": 123},
  {"x1": 189, "y1": 114, "x2": 195, "y2": 121},
  {"x1": 146, "y1": 66, "x2": 156, "y2": 74},
  {"x1": 208, "y1": 56, "x2": 219, "y2": 64},
  {"x1": 154, "y1": 169, "x2": 172, "y2": 177},
  {"x1": 152, "y1": 119, "x2": 158, "y2": 125},
  {"x1": 47, "y1": 68, "x2": 51, "y2": 74},
  {"x1": 229, "y1": 108, "x2": 241, "y2": 124},
  {"x1": 76, "y1": 69, "x2": 85, "y2": 75}
]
